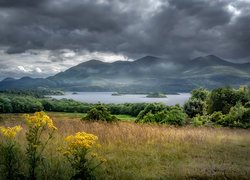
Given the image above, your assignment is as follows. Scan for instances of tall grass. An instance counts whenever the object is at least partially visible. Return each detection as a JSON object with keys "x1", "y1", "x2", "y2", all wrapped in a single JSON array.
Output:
[{"x1": 0, "y1": 113, "x2": 250, "y2": 179}]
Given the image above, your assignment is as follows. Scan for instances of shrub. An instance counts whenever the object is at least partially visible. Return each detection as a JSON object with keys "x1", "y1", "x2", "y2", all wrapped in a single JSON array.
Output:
[
  {"x1": 138, "y1": 106, "x2": 187, "y2": 126},
  {"x1": 161, "y1": 108, "x2": 187, "y2": 126},
  {"x1": 207, "y1": 87, "x2": 250, "y2": 114},
  {"x1": 184, "y1": 98, "x2": 206, "y2": 118},
  {"x1": 209, "y1": 111, "x2": 225, "y2": 123},
  {"x1": 219, "y1": 103, "x2": 250, "y2": 128},
  {"x1": 192, "y1": 115, "x2": 204, "y2": 126},
  {"x1": 141, "y1": 111, "x2": 166, "y2": 124},
  {"x1": 191, "y1": 115, "x2": 210, "y2": 127},
  {"x1": 83, "y1": 104, "x2": 118, "y2": 122},
  {"x1": 191, "y1": 88, "x2": 209, "y2": 101},
  {"x1": 244, "y1": 102, "x2": 250, "y2": 108},
  {"x1": 136, "y1": 103, "x2": 166, "y2": 122}
]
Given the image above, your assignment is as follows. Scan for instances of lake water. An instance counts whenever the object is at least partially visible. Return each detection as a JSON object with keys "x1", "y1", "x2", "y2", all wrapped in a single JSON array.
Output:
[{"x1": 49, "y1": 92, "x2": 191, "y2": 106}]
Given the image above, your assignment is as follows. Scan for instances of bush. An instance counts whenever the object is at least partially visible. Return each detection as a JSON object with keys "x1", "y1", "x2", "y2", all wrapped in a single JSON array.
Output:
[
  {"x1": 209, "y1": 111, "x2": 225, "y2": 123},
  {"x1": 137, "y1": 105, "x2": 187, "y2": 126},
  {"x1": 219, "y1": 103, "x2": 250, "y2": 128},
  {"x1": 191, "y1": 88, "x2": 209, "y2": 101},
  {"x1": 161, "y1": 108, "x2": 187, "y2": 126},
  {"x1": 83, "y1": 104, "x2": 118, "y2": 122},
  {"x1": 184, "y1": 98, "x2": 206, "y2": 118},
  {"x1": 207, "y1": 87, "x2": 250, "y2": 114},
  {"x1": 136, "y1": 103, "x2": 166, "y2": 122},
  {"x1": 191, "y1": 115, "x2": 210, "y2": 127},
  {"x1": 192, "y1": 115, "x2": 205, "y2": 126}
]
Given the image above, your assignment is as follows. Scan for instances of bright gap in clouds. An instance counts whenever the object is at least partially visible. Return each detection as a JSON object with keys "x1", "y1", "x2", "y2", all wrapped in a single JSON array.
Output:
[{"x1": 0, "y1": 49, "x2": 130, "y2": 80}]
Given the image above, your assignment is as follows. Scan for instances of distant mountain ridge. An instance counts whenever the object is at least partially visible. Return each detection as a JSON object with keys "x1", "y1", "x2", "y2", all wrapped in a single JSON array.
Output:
[{"x1": 1, "y1": 55, "x2": 250, "y2": 93}]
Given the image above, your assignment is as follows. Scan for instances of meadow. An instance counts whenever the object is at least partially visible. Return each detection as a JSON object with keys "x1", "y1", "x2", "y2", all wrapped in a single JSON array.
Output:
[{"x1": 0, "y1": 112, "x2": 250, "y2": 179}]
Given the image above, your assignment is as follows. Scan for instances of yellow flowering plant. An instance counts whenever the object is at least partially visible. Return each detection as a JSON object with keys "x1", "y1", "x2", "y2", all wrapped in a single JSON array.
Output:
[
  {"x1": 0, "y1": 126, "x2": 22, "y2": 139},
  {"x1": 0, "y1": 125, "x2": 23, "y2": 179},
  {"x1": 24, "y1": 111, "x2": 57, "y2": 179},
  {"x1": 62, "y1": 132, "x2": 106, "y2": 180}
]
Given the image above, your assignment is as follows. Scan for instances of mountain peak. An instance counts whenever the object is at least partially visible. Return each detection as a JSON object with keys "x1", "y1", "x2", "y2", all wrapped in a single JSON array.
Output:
[
  {"x1": 137, "y1": 55, "x2": 159, "y2": 60},
  {"x1": 190, "y1": 55, "x2": 233, "y2": 66},
  {"x1": 134, "y1": 56, "x2": 160, "y2": 64},
  {"x1": 204, "y1": 54, "x2": 220, "y2": 59},
  {"x1": 20, "y1": 76, "x2": 33, "y2": 80},
  {"x1": 1, "y1": 77, "x2": 15, "y2": 82}
]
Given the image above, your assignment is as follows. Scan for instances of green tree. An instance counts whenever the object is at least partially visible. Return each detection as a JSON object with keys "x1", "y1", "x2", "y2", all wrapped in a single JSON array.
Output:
[
  {"x1": 83, "y1": 104, "x2": 118, "y2": 122},
  {"x1": 184, "y1": 98, "x2": 206, "y2": 118},
  {"x1": 207, "y1": 87, "x2": 250, "y2": 114},
  {"x1": 136, "y1": 103, "x2": 166, "y2": 121},
  {"x1": 191, "y1": 88, "x2": 209, "y2": 101}
]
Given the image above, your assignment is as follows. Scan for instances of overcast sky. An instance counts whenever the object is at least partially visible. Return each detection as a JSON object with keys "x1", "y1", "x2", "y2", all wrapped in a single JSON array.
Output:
[{"x1": 0, "y1": 0, "x2": 250, "y2": 79}]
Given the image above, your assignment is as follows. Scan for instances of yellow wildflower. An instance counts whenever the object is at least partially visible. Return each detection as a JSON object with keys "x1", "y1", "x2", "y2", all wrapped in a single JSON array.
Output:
[
  {"x1": 24, "y1": 111, "x2": 57, "y2": 130},
  {"x1": 0, "y1": 125, "x2": 22, "y2": 139},
  {"x1": 65, "y1": 132, "x2": 98, "y2": 150}
]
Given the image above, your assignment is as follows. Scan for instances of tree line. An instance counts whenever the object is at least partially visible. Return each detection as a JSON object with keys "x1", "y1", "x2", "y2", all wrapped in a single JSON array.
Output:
[{"x1": 1, "y1": 86, "x2": 250, "y2": 128}]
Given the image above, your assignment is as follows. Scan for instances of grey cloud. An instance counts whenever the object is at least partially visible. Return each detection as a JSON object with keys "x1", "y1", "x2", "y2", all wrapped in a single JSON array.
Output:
[
  {"x1": 0, "y1": 0, "x2": 47, "y2": 7},
  {"x1": 0, "y1": 0, "x2": 249, "y2": 62}
]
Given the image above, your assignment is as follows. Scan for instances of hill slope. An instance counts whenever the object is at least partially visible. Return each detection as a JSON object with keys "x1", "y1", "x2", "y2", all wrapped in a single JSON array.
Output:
[{"x1": 1, "y1": 55, "x2": 250, "y2": 92}]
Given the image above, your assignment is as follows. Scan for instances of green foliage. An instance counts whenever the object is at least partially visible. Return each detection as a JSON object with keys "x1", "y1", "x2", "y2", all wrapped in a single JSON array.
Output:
[
  {"x1": 209, "y1": 111, "x2": 225, "y2": 123},
  {"x1": 161, "y1": 108, "x2": 187, "y2": 125},
  {"x1": 137, "y1": 105, "x2": 186, "y2": 126},
  {"x1": 108, "y1": 103, "x2": 148, "y2": 117},
  {"x1": 0, "y1": 126, "x2": 23, "y2": 180},
  {"x1": 184, "y1": 88, "x2": 209, "y2": 118},
  {"x1": 146, "y1": 92, "x2": 166, "y2": 98},
  {"x1": 41, "y1": 99, "x2": 91, "y2": 113},
  {"x1": 218, "y1": 103, "x2": 250, "y2": 128},
  {"x1": 184, "y1": 98, "x2": 206, "y2": 118},
  {"x1": 191, "y1": 114, "x2": 211, "y2": 127},
  {"x1": 0, "y1": 89, "x2": 64, "y2": 98},
  {"x1": 191, "y1": 88, "x2": 209, "y2": 101},
  {"x1": 192, "y1": 115, "x2": 205, "y2": 126},
  {"x1": 0, "y1": 142, "x2": 23, "y2": 180},
  {"x1": 0, "y1": 97, "x2": 13, "y2": 113},
  {"x1": 136, "y1": 103, "x2": 166, "y2": 122},
  {"x1": 83, "y1": 104, "x2": 118, "y2": 122},
  {"x1": 207, "y1": 87, "x2": 250, "y2": 114}
]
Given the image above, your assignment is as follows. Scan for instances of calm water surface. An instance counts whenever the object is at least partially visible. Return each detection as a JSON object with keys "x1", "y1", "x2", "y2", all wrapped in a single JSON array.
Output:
[{"x1": 49, "y1": 92, "x2": 191, "y2": 106}]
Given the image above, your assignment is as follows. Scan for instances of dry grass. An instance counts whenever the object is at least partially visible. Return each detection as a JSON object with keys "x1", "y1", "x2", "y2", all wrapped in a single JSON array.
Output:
[{"x1": 0, "y1": 113, "x2": 250, "y2": 179}]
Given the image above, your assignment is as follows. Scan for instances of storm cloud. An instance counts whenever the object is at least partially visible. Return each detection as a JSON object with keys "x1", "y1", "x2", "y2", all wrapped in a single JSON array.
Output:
[{"x1": 0, "y1": 0, "x2": 250, "y2": 78}]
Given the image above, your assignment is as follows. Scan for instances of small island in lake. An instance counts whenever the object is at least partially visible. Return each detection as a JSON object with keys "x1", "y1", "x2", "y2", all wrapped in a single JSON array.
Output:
[
  {"x1": 146, "y1": 92, "x2": 167, "y2": 98},
  {"x1": 72, "y1": 92, "x2": 78, "y2": 95},
  {"x1": 111, "y1": 92, "x2": 122, "y2": 96}
]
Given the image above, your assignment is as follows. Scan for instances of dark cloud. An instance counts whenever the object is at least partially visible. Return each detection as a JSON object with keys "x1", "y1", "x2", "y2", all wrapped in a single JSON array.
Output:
[
  {"x1": 0, "y1": 0, "x2": 46, "y2": 7},
  {"x1": 0, "y1": 0, "x2": 249, "y2": 62}
]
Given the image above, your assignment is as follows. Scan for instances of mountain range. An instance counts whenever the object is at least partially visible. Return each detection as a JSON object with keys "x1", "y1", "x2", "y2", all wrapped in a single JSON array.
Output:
[{"x1": 1, "y1": 55, "x2": 250, "y2": 93}]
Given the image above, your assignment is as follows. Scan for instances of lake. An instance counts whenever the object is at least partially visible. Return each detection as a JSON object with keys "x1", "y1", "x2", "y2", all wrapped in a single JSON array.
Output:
[{"x1": 49, "y1": 92, "x2": 191, "y2": 106}]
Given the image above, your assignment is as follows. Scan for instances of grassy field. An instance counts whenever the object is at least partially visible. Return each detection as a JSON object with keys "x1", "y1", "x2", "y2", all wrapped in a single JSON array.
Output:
[
  {"x1": 0, "y1": 112, "x2": 250, "y2": 179},
  {"x1": 44, "y1": 112, "x2": 136, "y2": 121}
]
